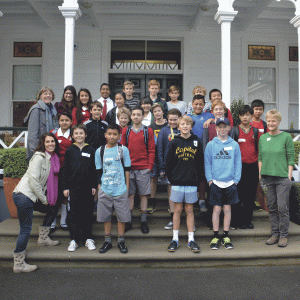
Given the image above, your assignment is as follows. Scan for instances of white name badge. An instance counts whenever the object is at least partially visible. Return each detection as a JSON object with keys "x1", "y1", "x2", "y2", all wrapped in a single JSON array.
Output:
[
  {"x1": 238, "y1": 139, "x2": 246, "y2": 142},
  {"x1": 82, "y1": 112, "x2": 86, "y2": 115},
  {"x1": 82, "y1": 153, "x2": 90, "y2": 157},
  {"x1": 259, "y1": 129, "x2": 264, "y2": 133},
  {"x1": 58, "y1": 140, "x2": 62, "y2": 143},
  {"x1": 224, "y1": 147, "x2": 232, "y2": 151},
  {"x1": 267, "y1": 137, "x2": 271, "y2": 141}
]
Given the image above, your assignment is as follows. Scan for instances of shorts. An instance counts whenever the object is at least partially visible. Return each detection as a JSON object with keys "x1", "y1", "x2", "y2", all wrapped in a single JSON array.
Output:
[
  {"x1": 208, "y1": 182, "x2": 239, "y2": 206},
  {"x1": 129, "y1": 169, "x2": 151, "y2": 196},
  {"x1": 170, "y1": 186, "x2": 198, "y2": 204},
  {"x1": 97, "y1": 189, "x2": 131, "y2": 223}
]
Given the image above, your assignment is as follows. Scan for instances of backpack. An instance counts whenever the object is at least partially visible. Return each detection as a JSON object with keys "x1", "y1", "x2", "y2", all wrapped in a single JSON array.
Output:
[
  {"x1": 99, "y1": 144, "x2": 124, "y2": 168},
  {"x1": 262, "y1": 120, "x2": 268, "y2": 133},
  {"x1": 125, "y1": 125, "x2": 149, "y2": 152},
  {"x1": 231, "y1": 126, "x2": 259, "y2": 151}
]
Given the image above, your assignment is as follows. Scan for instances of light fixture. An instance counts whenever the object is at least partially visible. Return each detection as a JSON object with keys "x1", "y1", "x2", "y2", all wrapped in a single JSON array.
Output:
[
  {"x1": 81, "y1": 1, "x2": 93, "y2": 9},
  {"x1": 200, "y1": 3, "x2": 211, "y2": 12}
]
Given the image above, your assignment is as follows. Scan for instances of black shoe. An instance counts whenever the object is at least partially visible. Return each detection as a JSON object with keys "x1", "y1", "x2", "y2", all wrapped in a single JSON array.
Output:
[
  {"x1": 141, "y1": 221, "x2": 149, "y2": 234},
  {"x1": 167, "y1": 240, "x2": 178, "y2": 252},
  {"x1": 50, "y1": 227, "x2": 57, "y2": 234},
  {"x1": 99, "y1": 242, "x2": 112, "y2": 253},
  {"x1": 188, "y1": 241, "x2": 201, "y2": 253},
  {"x1": 118, "y1": 241, "x2": 128, "y2": 254},
  {"x1": 125, "y1": 222, "x2": 132, "y2": 233},
  {"x1": 60, "y1": 225, "x2": 69, "y2": 231},
  {"x1": 247, "y1": 223, "x2": 254, "y2": 229},
  {"x1": 240, "y1": 225, "x2": 247, "y2": 230}
]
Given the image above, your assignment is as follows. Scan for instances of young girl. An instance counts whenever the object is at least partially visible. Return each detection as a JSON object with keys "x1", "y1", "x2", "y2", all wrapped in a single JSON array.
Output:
[
  {"x1": 141, "y1": 97, "x2": 154, "y2": 126},
  {"x1": 105, "y1": 92, "x2": 131, "y2": 125},
  {"x1": 71, "y1": 88, "x2": 92, "y2": 126},
  {"x1": 55, "y1": 85, "x2": 77, "y2": 116},
  {"x1": 167, "y1": 86, "x2": 186, "y2": 116},
  {"x1": 50, "y1": 112, "x2": 73, "y2": 232}
]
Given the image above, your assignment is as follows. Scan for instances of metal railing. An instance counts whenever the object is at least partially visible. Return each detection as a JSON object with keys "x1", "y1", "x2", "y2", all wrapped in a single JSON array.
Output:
[{"x1": 0, "y1": 127, "x2": 28, "y2": 149}]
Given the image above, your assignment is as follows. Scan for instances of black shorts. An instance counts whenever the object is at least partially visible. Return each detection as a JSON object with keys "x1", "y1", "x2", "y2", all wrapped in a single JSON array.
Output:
[{"x1": 208, "y1": 182, "x2": 239, "y2": 206}]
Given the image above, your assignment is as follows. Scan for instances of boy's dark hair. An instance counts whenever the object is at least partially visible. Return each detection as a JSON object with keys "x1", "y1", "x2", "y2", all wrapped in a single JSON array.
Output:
[
  {"x1": 106, "y1": 123, "x2": 121, "y2": 134},
  {"x1": 192, "y1": 94, "x2": 205, "y2": 104},
  {"x1": 89, "y1": 101, "x2": 103, "y2": 110},
  {"x1": 58, "y1": 111, "x2": 72, "y2": 121},
  {"x1": 140, "y1": 96, "x2": 153, "y2": 106},
  {"x1": 239, "y1": 105, "x2": 254, "y2": 116},
  {"x1": 209, "y1": 89, "x2": 222, "y2": 100},
  {"x1": 251, "y1": 99, "x2": 265, "y2": 110},
  {"x1": 167, "y1": 108, "x2": 182, "y2": 118},
  {"x1": 132, "y1": 106, "x2": 145, "y2": 115},
  {"x1": 71, "y1": 123, "x2": 87, "y2": 136},
  {"x1": 35, "y1": 132, "x2": 60, "y2": 155},
  {"x1": 100, "y1": 83, "x2": 110, "y2": 91}
]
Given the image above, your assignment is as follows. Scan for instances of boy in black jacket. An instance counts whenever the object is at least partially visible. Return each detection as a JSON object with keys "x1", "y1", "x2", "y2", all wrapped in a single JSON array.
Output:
[
  {"x1": 63, "y1": 124, "x2": 97, "y2": 252},
  {"x1": 166, "y1": 115, "x2": 204, "y2": 253}
]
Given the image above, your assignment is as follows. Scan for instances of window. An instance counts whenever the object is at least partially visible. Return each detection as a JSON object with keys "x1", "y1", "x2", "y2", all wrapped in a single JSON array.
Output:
[
  {"x1": 12, "y1": 65, "x2": 41, "y2": 100},
  {"x1": 111, "y1": 40, "x2": 181, "y2": 70}
]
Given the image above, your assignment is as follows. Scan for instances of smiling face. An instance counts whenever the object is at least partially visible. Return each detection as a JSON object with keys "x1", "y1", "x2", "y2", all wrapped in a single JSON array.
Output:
[
  {"x1": 90, "y1": 105, "x2": 102, "y2": 120},
  {"x1": 216, "y1": 123, "x2": 231, "y2": 139},
  {"x1": 72, "y1": 128, "x2": 87, "y2": 144},
  {"x1": 64, "y1": 89, "x2": 73, "y2": 102},
  {"x1": 192, "y1": 99, "x2": 205, "y2": 115},
  {"x1": 115, "y1": 94, "x2": 125, "y2": 108},
  {"x1": 152, "y1": 106, "x2": 163, "y2": 120},
  {"x1": 169, "y1": 91, "x2": 180, "y2": 102},
  {"x1": 59, "y1": 115, "x2": 72, "y2": 132},
  {"x1": 41, "y1": 90, "x2": 53, "y2": 104},
  {"x1": 178, "y1": 120, "x2": 192, "y2": 136},
  {"x1": 141, "y1": 103, "x2": 152, "y2": 114},
  {"x1": 105, "y1": 128, "x2": 120, "y2": 146},
  {"x1": 118, "y1": 113, "x2": 130, "y2": 128},
  {"x1": 168, "y1": 114, "x2": 179, "y2": 129},
  {"x1": 44, "y1": 136, "x2": 56, "y2": 154},
  {"x1": 100, "y1": 85, "x2": 111, "y2": 99},
  {"x1": 266, "y1": 116, "x2": 280, "y2": 132},
  {"x1": 213, "y1": 105, "x2": 225, "y2": 119},
  {"x1": 79, "y1": 91, "x2": 90, "y2": 107},
  {"x1": 123, "y1": 85, "x2": 134, "y2": 98},
  {"x1": 210, "y1": 91, "x2": 222, "y2": 103},
  {"x1": 148, "y1": 85, "x2": 159, "y2": 97}
]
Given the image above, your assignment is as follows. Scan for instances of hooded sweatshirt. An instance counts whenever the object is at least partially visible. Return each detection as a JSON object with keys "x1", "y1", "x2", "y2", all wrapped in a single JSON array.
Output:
[
  {"x1": 204, "y1": 136, "x2": 242, "y2": 184},
  {"x1": 165, "y1": 134, "x2": 203, "y2": 186}
]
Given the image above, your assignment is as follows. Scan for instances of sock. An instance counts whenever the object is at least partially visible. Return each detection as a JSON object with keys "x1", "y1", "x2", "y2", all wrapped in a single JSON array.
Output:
[
  {"x1": 214, "y1": 231, "x2": 219, "y2": 238},
  {"x1": 141, "y1": 211, "x2": 147, "y2": 223},
  {"x1": 199, "y1": 200, "x2": 205, "y2": 206},
  {"x1": 118, "y1": 235, "x2": 125, "y2": 243},
  {"x1": 105, "y1": 234, "x2": 112, "y2": 243},
  {"x1": 223, "y1": 231, "x2": 229, "y2": 238},
  {"x1": 173, "y1": 230, "x2": 179, "y2": 242},
  {"x1": 188, "y1": 232, "x2": 194, "y2": 243},
  {"x1": 170, "y1": 212, "x2": 174, "y2": 222}
]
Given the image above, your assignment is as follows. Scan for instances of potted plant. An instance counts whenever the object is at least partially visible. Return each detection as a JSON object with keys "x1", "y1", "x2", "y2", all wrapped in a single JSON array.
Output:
[
  {"x1": 0, "y1": 148, "x2": 27, "y2": 218},
  {"x1": 230, "y1": 98, "x2": 244, "y2": 126}
]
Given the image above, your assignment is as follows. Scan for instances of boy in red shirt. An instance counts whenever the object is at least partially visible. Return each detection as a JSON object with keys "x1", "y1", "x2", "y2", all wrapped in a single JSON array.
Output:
[
  {"x1": 121, "y1": 106, "x2": 155, "y2": 234},
  {"x1": 230, "y1": 105, "x2": 261, "y2": 229},
  {"x1": 251, "y1": 99, "x2": 269, "y2": 134}
]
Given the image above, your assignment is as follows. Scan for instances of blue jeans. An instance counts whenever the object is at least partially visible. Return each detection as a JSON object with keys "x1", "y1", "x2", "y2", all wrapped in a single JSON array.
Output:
[{"x1": 13, "y1": 193, "x2": 34, "y2": 253}]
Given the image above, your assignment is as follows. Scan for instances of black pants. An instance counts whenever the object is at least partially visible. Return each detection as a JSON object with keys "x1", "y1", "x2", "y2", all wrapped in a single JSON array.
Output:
[
  {"x1": 232, "y1": 162, "x2": 259, "y2": 227},
  {"x1": 67, "y1": 187, "x2": 94, "y2": 243}
]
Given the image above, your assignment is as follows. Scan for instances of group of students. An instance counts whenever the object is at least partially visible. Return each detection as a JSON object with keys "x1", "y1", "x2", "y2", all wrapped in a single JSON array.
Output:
[{"x1": 11, "y1": 78, "x2": 295, "y2": 273}]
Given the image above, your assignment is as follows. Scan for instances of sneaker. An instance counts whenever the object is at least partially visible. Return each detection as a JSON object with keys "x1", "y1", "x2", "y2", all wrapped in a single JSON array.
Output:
[
  {"x1": 167, "y1": 240, "x2": 178, "y2": 252},
  {"x1": 118, "y1": 241, "x2": 128, "y2": 254},
  {"x1": 85, "y1": 239, "x2": 96, "y2": 251},
  {"x1": 68, "y1": 240, "x2": 78, "y2": 252},
  {"x1": 229, "y1": 225, "x2": 238, "y2": 230},
  {"x1": 278, "y1": 237, "x2": 288, "y2": 247},
  {"x1": 210, "y1": 237, "x2": 221, "y2": 250},
  {"x1": 265, "y1": 236, "x2": 279, "y2": 245},
  {"x1": 254, "y1": 200, "x2": 262, "y2": 212},
  {"x1": 188, "y1": 240, "x2": 201, "y2": 253},
  {"x1": 222, "y1": 237, "x2": 233, "y2": 249},
  {"x1": 141, "y1": 221, "x2": 149, "y2": 234},
  {"x1": 199, "y1": 200, "x2": 207, "y2": 213},
  {"x1": 147, "y1": 206, "x2": 157, "y2": 214},
  {"x1": 164, "y1": 221, "x2": 173, "y2": 230}
]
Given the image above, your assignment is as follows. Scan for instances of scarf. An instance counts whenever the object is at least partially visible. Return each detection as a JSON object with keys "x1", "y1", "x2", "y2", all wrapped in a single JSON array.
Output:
[
  {"x1": 46, "y1": 152, "x2": 60, "y2": 206},
  {"x1": 38, "y1": 100, "x2": 58, "y2": 132}
]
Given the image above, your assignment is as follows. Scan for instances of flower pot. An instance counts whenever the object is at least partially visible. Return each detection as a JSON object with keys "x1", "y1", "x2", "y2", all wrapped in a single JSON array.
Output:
[{"x1": 3, "y1": 177, "x2": 21, "y2": 218}]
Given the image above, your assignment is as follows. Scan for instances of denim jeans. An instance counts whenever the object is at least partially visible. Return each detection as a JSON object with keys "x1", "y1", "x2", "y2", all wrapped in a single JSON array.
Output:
[{"x1": 13, "y1": 193, "x2": 34, "y2": 253}]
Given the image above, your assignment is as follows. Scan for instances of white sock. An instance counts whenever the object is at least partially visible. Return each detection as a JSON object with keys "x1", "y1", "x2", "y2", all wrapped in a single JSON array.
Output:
[
  {"x1": 51, "y1": 218, "x2": 56, "y2": 228},
  {"x1": 188, "y1": 232, "x2": 194, "y2": 243},
  {"x1": 173, "y1": 230, "x2": 179, "y2": 242},
  {"x1": 60, "y1": 204, "x2": 67, "y2": 226}
]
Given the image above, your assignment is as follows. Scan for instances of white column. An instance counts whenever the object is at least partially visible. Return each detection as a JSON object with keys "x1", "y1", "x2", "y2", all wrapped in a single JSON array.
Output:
[
  {"x1": 214, "y1": 1, "x2": 237, "y2": 109},
  {"x1": 59, "y1": 1, "x2": 81, "y2": 87}
]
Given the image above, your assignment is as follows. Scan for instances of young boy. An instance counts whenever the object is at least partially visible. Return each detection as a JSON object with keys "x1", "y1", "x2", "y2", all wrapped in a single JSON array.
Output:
[
  {"x1": 148, "y1": 79, "x2": 168, "y2": 117},
  {"x1": 187, "y1": 85, "x2": 207, "y2": 115},
  {"x1": 123, "y1": 81, "x2": 140, "y2": 109},
  {"x1": 157, "y1": 108, "x2": 182, "y2": 229},
  {"x1": 167, "y1": 85, "x2": 186, "y2": 116},
  {"x1": 165, "y1": 115, "x2": 203, "y2": 253},
  {"x1": 117, "y1": 107, "x2": 131, "y2": 142},
  {"x1": 84, "y1": 102, "x2": 108, "y2": 150},
  {"x1": 62, "y1": 124, "x2": 97, "y2": 252},
  {"x1": 230, "y1": 105, "x2": 260, "y2": 229},
  {"x1": 95, "y1": 124, "x2": 131, "y2": 254},
  {"x1": 121, "y1": 106, "x2": 155, "y2": 233},
  {"x1": 97, "y1": 83, "x2": 115, "y2": 120},
  {"x1": 251, "y1": 99, "x2": 268, "y2": 134},
  {"x1": 148, "y1": 103, "x2": 168, "y2": 213},
  {"x1": 204, "y1": 117, "x2": 241, "y2": 250}
]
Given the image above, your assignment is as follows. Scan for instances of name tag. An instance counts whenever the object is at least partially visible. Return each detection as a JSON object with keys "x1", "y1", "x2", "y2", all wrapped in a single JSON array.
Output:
[
  {"x1": 82, "y1": 153, "x2": 90, "y2": 158},
  {"x1": 259, "y1": 129, "x2": 264, "y2": 133},
  {"x1": 267, "y1": 137, "x2": 271, "y2": 141},
  {"x1": 224, "y1": 147, "x2": 232, "y2": 151},
  {"x1": 58, "y1": 140, "x2": 62, "y2": 143},
  {"x1": 82, "y1": 112, "x2": 86, "y2": 115},
  {"x1": 194, "y1": 140, "x2": 198, "y2": 147},
  {"x1": 238, "y1": 139, "x2": 246, "y2": 143}
]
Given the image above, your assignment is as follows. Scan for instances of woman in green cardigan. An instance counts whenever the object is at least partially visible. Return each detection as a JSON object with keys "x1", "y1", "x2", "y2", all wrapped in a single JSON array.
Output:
[{"x1": 258, "y1": 109, "x2": 295, "y2": 248}]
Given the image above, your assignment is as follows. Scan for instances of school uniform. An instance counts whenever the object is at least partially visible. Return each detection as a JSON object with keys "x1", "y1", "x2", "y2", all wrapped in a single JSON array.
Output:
[
  {"x1": 71, "y1": 107, "x2": 91, "y2": 126},
  {"x1": 84, "y1": 118, "x2": 108, "y2": 150}
]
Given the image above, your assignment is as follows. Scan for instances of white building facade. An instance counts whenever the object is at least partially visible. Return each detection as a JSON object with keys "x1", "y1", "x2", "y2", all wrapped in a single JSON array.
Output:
[{"x1": 0, "y1": 0, "x2": 299, "y2": 129}]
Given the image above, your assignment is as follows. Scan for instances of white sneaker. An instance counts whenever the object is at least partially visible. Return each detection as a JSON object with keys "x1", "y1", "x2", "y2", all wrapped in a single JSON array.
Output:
[
  {"x1": 68, "y1": 240, "x2": 78, "y2": 252},
  {"x1": 85, "y1": 239, "x2": 96, "y2": 250},
  {"x1": 164, "y1": 221, "x2": 173, "y2": 230}
]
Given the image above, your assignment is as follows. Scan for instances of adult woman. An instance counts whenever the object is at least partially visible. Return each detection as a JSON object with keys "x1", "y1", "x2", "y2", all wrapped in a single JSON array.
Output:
[
  {"x1": 54, "y1": 85, "x2": 77, "y2": 115},
  {"x1": 24, "y1": 87, "x2": 58, "y2": 158},
  {"x1": 12, "y1": 133, "x2": 61, "y2": 273},
  {"x1": 259, "y1": 109, "x2": 295, "y2": 247}
]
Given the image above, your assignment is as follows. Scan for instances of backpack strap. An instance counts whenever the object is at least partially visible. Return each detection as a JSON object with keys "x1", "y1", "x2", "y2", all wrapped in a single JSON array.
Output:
[
  {"x1": 263, "y1": 120, "x2": 268, "y2": 133},
  {"x1": 125, "y1": 125, "x2": 132, "y2": 147},
  {"x1": 143, "y1": 126, "x2": 149, "y2": 152},
  {"x1": 253, "y1": 127, "x2": 259, "y2": 151},
  {"x1": 99, "y1": 145, "x2": 105, "y2": 166},
  {"x1": 231, "y1": 126, "x2": 239, "y2": 142}
]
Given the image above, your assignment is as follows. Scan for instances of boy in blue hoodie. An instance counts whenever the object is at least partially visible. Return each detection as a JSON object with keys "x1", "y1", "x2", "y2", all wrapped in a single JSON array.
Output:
[{"x1": 204, "y1": 117, "x2": 241, "y2": 250}]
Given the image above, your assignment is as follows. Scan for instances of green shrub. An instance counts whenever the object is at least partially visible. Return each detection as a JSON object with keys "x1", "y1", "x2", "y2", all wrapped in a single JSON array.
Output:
[
  {"x1": 230, "y1": 98, "x2": 244, "y2": 126},
  {"x1": 294, "y1": 141, "x2": 300, "y2": 165},
  {"x1": 0, "y1": 148, "x2": 27, "y2": 178}
]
